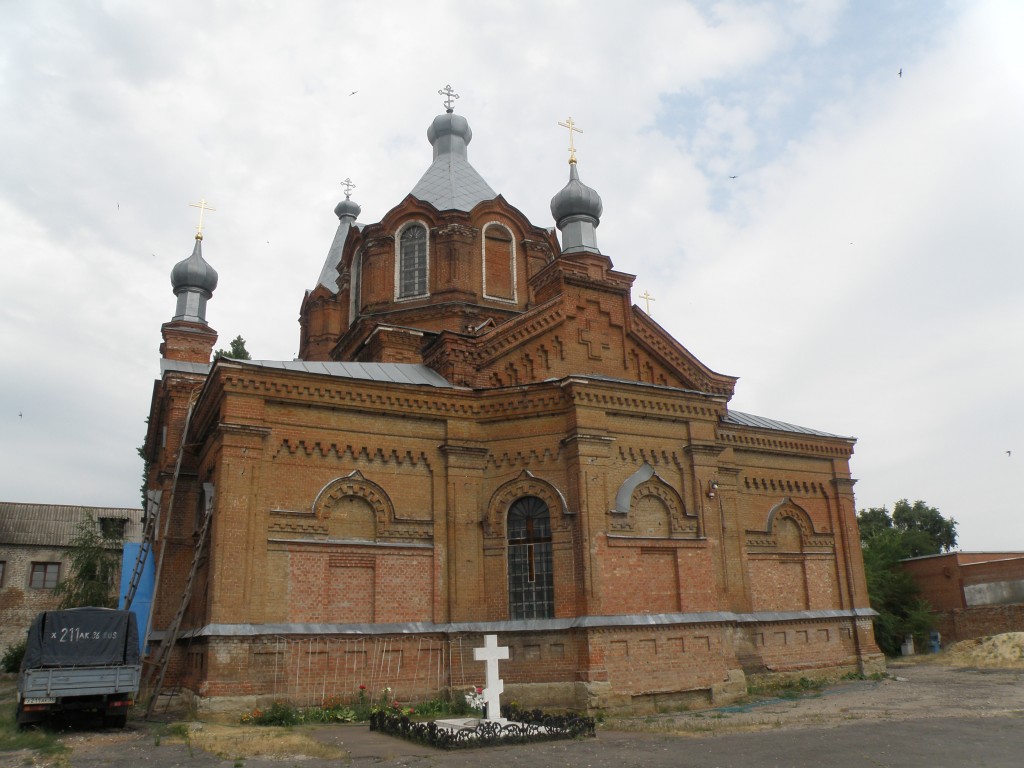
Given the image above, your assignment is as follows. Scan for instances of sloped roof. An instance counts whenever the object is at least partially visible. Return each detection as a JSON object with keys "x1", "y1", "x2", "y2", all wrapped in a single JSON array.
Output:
[
  {"x1": 234, "y1": 359, "x2": 454, "y2": 388},
  {"x1": 410, "y1": 152, "x2": 497, "y2": 212},
  {"x1": 723, "y1": 411, "x2": 851, "y2": 440},
  {"x1": 0, "y1": 503, "x2": 144, "y2": 547}
]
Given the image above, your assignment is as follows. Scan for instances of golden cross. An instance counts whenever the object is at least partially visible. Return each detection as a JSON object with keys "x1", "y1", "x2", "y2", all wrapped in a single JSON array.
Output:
[
  {"x1": 438, "y1": 84, "x2": 459, "y2": 113},
  {"x1": 640, "y1": 290, "x2": 656, "y2": 315},
  {"x1": 558, "y1": 116, "x2": 583, "y2": 164},
  {"x1": 189, "y1": 198, "x2": 216, "y2": 239},
  {"x1": 340, "y1": 178, "x2": 356, "y2": 199}
]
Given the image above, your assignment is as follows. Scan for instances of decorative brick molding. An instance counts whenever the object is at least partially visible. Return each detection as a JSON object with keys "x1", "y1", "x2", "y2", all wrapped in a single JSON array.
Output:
[{"x1": 483, "y1": 470, "x2": 571, "y2": 538}]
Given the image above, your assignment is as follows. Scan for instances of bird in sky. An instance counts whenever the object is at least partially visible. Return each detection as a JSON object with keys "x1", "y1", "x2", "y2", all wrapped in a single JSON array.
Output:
[
  {"x1": 349, "y1": 90, "x2": 358, "y2": 96},
  {"x1": 729, "y1": 175, "x2": 737, "y2": 179},
  {"x1": 1007, "y1": 450, "x2": 1013, "y2": 457},
  {"x1": 898, "y1": 68, "x2": 903, "y2": 77}
]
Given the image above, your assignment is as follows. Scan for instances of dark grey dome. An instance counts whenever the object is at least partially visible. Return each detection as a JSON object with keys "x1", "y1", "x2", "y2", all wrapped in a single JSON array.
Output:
[
  {"x1": 550, "y1": 163, "x2": 603, "y2": 223},
  {"x1": 334, "y1": 197, "x2": 361, "y2": 220},
  {"x1": 171, "y1": 237, "x2": 219, "y2": 294}
]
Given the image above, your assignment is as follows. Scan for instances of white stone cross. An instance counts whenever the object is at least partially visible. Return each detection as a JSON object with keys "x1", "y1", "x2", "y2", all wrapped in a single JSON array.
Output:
[{"x1": 473, "y1": 634, "x2": 509, "y2": 721}]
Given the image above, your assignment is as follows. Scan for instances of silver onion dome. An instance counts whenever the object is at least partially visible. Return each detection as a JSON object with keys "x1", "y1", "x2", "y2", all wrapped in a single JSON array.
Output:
[{"x1": 170, "y1": 236, "x2": 218, "y2": 323}]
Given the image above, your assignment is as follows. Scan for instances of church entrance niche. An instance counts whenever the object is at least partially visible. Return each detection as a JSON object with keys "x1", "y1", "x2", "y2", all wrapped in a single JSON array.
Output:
[{"x1": 507, "y1": 496, "x2": 554, "y2": 620}]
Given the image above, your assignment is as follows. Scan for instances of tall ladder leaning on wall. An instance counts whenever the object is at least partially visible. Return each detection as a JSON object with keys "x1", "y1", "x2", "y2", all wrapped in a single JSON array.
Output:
[{"x1": 123, "y1": 388, "x2": 210, "y2": 719}]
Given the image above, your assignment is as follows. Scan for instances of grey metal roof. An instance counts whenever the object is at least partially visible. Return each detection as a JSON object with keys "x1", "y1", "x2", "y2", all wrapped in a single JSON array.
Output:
[
  {"x1": 723, "y1": 410, "x2": 851, "y2": 439},
  {"x1": 410, "y1": 153, "x2": 497, "y2": 211},
  {"x1": 160, "y1": 359, "x2": 211, "y2": 376},
  {"x1": 0, "y1": 503, "x2": 144, "y2": 546},
  {"x1": 316, "y1": 207, "x2": 358, "y2": 292},
  {"x1": 409, "y1": 112, "x2": 497, "y2": 212},
  {"x1": 169, "y1": 607, "x2": 877, "y2": 639},
  {"x1": 234, "y1": 359, "x2": 453, "y2": 388}
]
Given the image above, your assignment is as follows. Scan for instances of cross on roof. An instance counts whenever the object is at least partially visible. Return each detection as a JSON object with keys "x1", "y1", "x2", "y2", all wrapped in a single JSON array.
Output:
[
  {"x1": 438, "y1": 84, "x2": 459, "y2": 113},
  {"x1": 189, "y1": 198, "x2": 216, "y2": 239},
  {"x1": 639, "y1": 290, "x2": 656, "y2": 315},
  {"x1": 340, "y1": 178, "x2": 356, "y2": 199},
  {"x1": 558, "y1": 116, "x2": 583, "y2": 164}
]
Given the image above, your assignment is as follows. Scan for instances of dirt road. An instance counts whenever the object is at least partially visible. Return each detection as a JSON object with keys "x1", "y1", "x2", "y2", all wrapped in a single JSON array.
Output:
[{"x1": 5, "y1": 660, "x2": 1024, "y2": 767}]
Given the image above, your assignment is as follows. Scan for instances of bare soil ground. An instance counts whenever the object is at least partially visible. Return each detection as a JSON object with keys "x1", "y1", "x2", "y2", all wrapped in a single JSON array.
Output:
[{"x1": 4, "y1": 638, "x2": 1024, "y2": 766}]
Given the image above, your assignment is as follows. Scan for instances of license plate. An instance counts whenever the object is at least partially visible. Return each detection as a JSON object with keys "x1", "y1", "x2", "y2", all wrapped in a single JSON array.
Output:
[{"x1": 23, "y1": 697, "x2": 56, "y2": 704}]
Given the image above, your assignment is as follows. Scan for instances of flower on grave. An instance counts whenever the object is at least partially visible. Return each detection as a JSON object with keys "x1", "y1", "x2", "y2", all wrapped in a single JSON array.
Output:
[
  {"x1": 465, "y1": 686, "x2": 486, "y2": 711},
  {"x1": 359, "y1": 684, "x2": 366, "y2": 690}
]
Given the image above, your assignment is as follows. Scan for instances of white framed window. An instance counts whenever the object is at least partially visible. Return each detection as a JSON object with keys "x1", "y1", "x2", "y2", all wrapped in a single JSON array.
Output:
[
  {"x1": 395, "y1": 222, "x2": 429, "y2": 299},
  {"x1": 482, "y1": 222, "x2": 517, "y2": 303}
]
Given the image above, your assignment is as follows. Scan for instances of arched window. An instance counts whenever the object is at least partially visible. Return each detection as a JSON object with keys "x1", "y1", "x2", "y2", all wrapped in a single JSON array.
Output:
[
  {"x1": 507, "y1": 496, "x2": 554, "y2": 619},
  {"x1": 483, "y1": 223, "x2": 515, "y2": 301},
  {"x1": 397, "y1": 224, "x2": 428, "y2": 298}
]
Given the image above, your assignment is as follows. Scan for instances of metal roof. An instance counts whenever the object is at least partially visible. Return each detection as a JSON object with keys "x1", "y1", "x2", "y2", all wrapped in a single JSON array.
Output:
[
  {"x1": 316, "y1": 213, "x2": 357, "y2": 292},
  {"x1": 723, "y1": 410, "x2": 851, "y2": 440},
  {"x1": 0, "y1": 503, "x2": 144, "y2": 547},
  {"x1": 410, "y1": 153, "x2": 497, "y2": 212},
  {"x1": 161, "y1": 359, "x2": 211, "y2": 376},
  {"x1": 234, "y1": 359, "x2": 454, "y2": 388},
  {"x1": 409, "y1": 112, "x2": 497, "y2": 212}
]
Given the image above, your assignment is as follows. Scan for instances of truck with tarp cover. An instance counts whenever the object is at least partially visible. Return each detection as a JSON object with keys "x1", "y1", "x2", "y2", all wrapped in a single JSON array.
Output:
[{"x1": 17, "y1": 607, "x2": 140, "y2": 727}]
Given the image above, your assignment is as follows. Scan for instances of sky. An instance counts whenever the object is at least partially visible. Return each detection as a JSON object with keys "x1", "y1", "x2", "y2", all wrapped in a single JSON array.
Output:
[{"x1": 1, "y1": 0, "x2": 1021, "y2": 551}]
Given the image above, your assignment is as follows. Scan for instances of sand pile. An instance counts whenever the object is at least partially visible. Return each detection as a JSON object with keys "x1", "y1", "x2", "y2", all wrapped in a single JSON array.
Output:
[{"x1": 943, "y1": 632, "x2": 1024, "y2": 667}]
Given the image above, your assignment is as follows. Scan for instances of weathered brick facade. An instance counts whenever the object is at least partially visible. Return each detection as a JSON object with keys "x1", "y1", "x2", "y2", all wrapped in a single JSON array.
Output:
[
  {"x1": 143, "y1": 107, "x2": 881, "y2": 714},
  {"x1": 0, "y1": 503, "x2": 142, "y2": 650},
  {"x1": 900, "y1": 552, "x2": 1024, "y2": 643}
]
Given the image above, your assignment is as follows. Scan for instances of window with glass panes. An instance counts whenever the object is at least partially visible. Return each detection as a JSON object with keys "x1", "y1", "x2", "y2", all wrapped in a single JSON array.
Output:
[
  {"x1": 30, "y1": 562, "x2": 60, "y2": 589},
  {"x1": 398, "y1": 225, "x2": 427, "y2": 297},
  {"x1": 507, "y1": 496, "x2": 554, "y2": 619}
]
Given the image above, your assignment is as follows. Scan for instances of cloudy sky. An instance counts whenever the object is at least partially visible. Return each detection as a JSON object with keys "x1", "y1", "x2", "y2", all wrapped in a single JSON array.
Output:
[{"x1": 1, "y1": 1, "x2": 1021, "y2": 550}]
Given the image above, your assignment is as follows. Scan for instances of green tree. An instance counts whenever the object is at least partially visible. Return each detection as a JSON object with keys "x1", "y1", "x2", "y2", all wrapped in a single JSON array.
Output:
[
  {"x1": 213, "y1": 335, "x2": 252, "y2": 361},
  {"x1": 53, "y1": 514, "x2": 124, "y2": 608},
  {"x1": 857, "y1": 499, "x2": 958, "y2": 655}
]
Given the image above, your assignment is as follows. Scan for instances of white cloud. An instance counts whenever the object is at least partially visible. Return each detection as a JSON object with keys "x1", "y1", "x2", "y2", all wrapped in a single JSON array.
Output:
[{"x1": 0, "y1": 0, "x2": 1020, "y2": 551}]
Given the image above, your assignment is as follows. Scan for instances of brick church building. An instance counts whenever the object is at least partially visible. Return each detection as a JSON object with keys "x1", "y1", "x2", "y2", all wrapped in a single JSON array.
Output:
[{"x1": 144, "y1": 96, "x2": 882, "y2": 713}]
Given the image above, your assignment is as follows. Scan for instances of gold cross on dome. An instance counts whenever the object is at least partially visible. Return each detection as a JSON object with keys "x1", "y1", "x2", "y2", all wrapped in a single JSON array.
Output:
[
  {"x1": 340, "y1": 178, "x2": 356, "y2": 199},
  {"x1": 640, "y1": 290, "x2": 656, "y2": 315},
  {"x1": 558, "y1": 116, "x2": 583, "y2": 164},
  {"x1": 438, "y1": 84, "x2": 459, "y2": 113},
  {"x1": 189, "y1": 198, "x2": 216, "y2": 239}
]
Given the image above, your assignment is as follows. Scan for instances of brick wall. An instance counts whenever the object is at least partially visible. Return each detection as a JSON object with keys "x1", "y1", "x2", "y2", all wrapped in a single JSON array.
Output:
[{"x1": 0, "y1": 545, "x2": 69, "y2": 650}]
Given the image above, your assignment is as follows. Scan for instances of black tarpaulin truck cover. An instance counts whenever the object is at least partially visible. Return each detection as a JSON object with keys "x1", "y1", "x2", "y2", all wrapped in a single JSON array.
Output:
[{"x1": 22, "y1": 608, "x2": 141, "y2": 668}]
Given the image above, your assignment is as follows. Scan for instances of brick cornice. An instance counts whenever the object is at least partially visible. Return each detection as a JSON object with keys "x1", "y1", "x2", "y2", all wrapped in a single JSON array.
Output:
[{"x1": 628, "y1": 309, "x2": 736, "y2": 397}]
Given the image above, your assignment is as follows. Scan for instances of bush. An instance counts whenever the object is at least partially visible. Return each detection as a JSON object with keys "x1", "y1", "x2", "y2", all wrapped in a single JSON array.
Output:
[{"x1": 2, "y1": 640, "x2": 26, "y2": 673}]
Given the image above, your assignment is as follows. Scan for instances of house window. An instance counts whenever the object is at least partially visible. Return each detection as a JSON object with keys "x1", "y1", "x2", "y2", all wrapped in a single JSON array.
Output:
[
  {"x1": 483, "y1": 223, "x2": 515, "y2": 301},
  {"x1": 507, "y1": 496, "x2": 554, "y2": 620},
  {"x1": 0, "y1": 561, "x2": 5, "y2": 587},
  {"x1": 99, "y1": 517, "x2": 126, "y2": 539},
  {"x1": 30, "y1": 562, "x2": 60, "y2": 590},
  {"x1": 397, "y1": 224, "x2": 428, "y2": 298}
]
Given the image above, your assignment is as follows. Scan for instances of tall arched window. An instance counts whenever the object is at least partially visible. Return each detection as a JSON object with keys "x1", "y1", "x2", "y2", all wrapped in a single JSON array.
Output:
[
  {"x1": 483, "y1": 223, "x2": 515, "y2": 301},
  {"x1": 397, "y1": 224, "x2": 428, "y2": 298},
  {"x1": 507, "y1": 496, "x2": 554, "y2": 619}
]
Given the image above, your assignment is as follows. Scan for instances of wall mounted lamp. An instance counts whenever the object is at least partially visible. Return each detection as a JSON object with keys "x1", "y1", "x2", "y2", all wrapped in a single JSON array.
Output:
[{"x1": 707, "y1": 480, "x2": 719, "y2": 499}]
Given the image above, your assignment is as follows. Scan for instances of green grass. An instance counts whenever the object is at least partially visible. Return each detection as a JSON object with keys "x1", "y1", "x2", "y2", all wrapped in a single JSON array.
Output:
[
  {"x1": 746, "y1": 676, "x2": 829, "y2": 700},
  {"x1": 0, "y1": 702, "x2": 69, "y2": 759}
]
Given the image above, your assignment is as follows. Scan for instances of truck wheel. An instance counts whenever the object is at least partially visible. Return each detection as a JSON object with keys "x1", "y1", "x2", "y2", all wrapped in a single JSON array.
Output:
[{"x1": 103, "y1": 713, "x2": 128, "y2": 728}]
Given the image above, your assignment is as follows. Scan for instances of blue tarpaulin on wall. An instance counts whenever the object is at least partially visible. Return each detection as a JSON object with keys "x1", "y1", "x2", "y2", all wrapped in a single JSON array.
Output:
[{"x1": 118, "y1": 543, "x2": 154, "y2": 655}]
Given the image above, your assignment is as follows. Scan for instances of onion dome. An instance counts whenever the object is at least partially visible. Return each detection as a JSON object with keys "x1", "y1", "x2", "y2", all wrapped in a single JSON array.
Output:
[
  {"x1": 318, "y1": 185, "x2": 361, "y2": 292},
  {"x1": 170, "y1": 235, "x2": 219, "y2": 323},
  {"x1": 550, "y1": 162, "x2": 603, "y2": 254},
  {"x1": 410, "y1": 109, "x2": 497, "y2": 211},
  {"x1": 334, "y1": 196, "x2": 361, "y2": 220}
]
